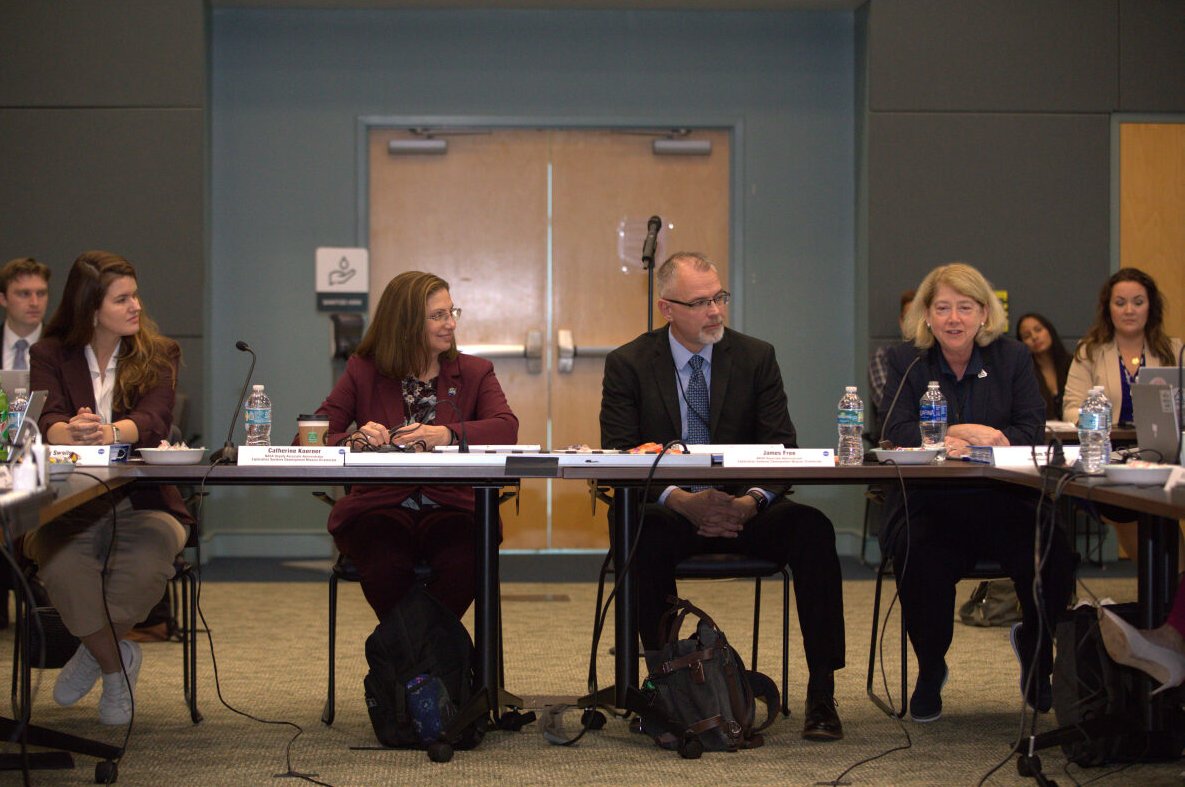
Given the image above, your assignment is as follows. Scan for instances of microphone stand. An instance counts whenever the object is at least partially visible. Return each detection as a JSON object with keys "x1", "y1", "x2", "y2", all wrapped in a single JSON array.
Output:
[
  {"x1": 210, "y1": 341, "x2": 257, "y2": 465},
  {"x1": 641, "y1": 215, "x2": 662, "y2": 332}
]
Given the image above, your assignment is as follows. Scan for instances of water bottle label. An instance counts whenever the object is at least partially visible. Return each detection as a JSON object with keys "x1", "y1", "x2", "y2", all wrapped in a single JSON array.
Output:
[
  {"x1": 245, "y1": 407, "x2": 272, "y2": 426},
  {"x1": 837, "y1": 409, "x2": 864, "y2": 426},
  {"x1": 919, "y1": 403, "x2": 947, "y2": 422},
  {"x1": 1078, "y1": 412, "x2": 1104, "y2": 431}
]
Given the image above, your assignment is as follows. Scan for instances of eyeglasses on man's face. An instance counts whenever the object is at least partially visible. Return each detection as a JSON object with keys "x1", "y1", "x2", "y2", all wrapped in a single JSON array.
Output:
[
  {"x1": 427, "y1": 307, "x2": 462, "y2": 322},
  {"x1": 663, "y1": 292, "x2": 731, "y2": 311}
]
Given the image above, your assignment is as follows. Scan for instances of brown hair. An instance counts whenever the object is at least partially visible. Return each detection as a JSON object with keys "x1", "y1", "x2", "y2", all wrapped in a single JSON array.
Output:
[
  {"x1": 1076, "y1": 267, "x2": 1173, "y2": 365},
  {"x1": 43, "y1": 251, "x2": 176, "y2": 412},
  {"x1": 0, "y1": 257, "x2": 51, "y2": 293},
  {"x1": 355, "y1": 271, "x2": 457, "y2": 379}
]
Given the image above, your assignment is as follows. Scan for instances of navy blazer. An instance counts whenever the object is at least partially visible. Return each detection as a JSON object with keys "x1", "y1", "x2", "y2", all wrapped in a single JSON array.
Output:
[{"x1": 879, "y1": 336, "x2": 1044, "y2": 449}]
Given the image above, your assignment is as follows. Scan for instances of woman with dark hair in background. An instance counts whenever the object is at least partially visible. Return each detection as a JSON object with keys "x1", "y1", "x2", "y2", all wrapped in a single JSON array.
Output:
[
  {"x1": 1062, "y1": 267, "x2": 1183, "y2": 563},
  {"x1": 28, "y1": 251, "x2": 193, "y2": 725},
  {"x1": 314, "y1": 270, "x2": 518, "y2": 621},
  {"x1": 1016, "y1": 312, "x2": 1072, "y2": 420},
  {"x1": 1063, "y1": 267, "x2": 1182, "y2": 426}
]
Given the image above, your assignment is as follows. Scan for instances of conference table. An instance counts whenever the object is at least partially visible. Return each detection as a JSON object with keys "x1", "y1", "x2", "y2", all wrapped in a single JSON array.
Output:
[{"x1": 4, "y1": 452, "x2": 1183, "y2": 769}]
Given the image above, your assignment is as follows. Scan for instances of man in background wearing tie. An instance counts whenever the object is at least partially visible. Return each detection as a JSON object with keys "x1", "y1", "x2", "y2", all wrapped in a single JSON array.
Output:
[
  {"x1": 0, "y1": 257, "x2": 51, "y2": 371},
  {"x1": 0, "y1": 257, "x2": 50, "y2": 628},
  {"x1": 600, "y1": 252, "x2": 846, "y2": 742}
]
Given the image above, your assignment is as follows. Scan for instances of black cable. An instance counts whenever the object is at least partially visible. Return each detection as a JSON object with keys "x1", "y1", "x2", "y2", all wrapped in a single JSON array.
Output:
[
  {"x1": 823, "y1": 458, "x2": 914, "y2": 786},
  {"x1": 187, "y1": 463, "x2": 334, "y2": 786}
]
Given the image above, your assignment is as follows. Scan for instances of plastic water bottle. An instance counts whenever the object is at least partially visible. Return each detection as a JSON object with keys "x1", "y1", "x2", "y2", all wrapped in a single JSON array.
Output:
[
  {"x1": 918, "y1": 381, "x2": 948, "y2": 459},
  {"x1": 1077, "y1": 387, "x2": 1108, "y2": 474},
  {"x1": 837, "y1": 386, "x2": 864, "y2": 466},
  {"x1": 1094, "y1": 386, "x2": 1112, "y2": 464},
  {"x1": 244, "y1": 384, "x2": 272, "y2": 446},
  {"x1": 8, "y1": 387, "x2": 28, "y2": 445}
]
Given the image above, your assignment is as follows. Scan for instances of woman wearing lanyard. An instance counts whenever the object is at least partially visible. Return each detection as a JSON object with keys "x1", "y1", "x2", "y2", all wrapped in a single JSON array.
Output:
[
  {"x1": 1062, "y1": 268, "x2": 1183, "y2": 563},
  {"x1": 28, "y1": 251, "x2": 192, "y2": 725},
  {"x1": 879, "y1": 262, "x2": 1075, "y2": 723}
]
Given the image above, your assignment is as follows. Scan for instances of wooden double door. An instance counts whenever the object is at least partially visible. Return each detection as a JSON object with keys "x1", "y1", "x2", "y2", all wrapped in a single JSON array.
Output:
[{"x1": 368, "y1": 128, "x2": 730, "y2": 549}]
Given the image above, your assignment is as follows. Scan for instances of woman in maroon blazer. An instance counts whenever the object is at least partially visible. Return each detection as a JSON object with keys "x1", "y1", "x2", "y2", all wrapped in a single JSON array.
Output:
[
  {"x1": 28, "y1": 251, "x2": 193, "y2": 726},
  {"x1": 317, "y1": 271, "x2": 518, "y2": 620}
]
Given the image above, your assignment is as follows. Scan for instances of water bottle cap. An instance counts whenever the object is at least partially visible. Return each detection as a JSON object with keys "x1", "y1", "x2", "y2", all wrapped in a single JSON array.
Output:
[
  {"x1": 14, "y1": 388, "x2": 25, "y2": 395},
  {"x1": 927, "y1": 381, "x2": 939, "y2": 388},
  {"x1": 845, "y1": 386, "x2": 857, "y2": 393},
  {"x1": 252, "y1": 384, "x2": 264, "y2": 391}
]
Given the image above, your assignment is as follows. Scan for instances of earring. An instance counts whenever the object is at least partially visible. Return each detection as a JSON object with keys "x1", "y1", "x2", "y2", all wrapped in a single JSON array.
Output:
[{"x1": 926, "y1": 322, "x2": 931, "y2": 329}]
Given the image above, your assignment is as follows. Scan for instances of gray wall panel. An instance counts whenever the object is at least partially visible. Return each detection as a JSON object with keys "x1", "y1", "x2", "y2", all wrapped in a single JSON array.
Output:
[
  {"x1": 0, "y1": 0, "x2": 205, "y2": 107},
  {"x1": 868, "y1": 0, "x2": 1117, "y2": 113},
  {"x1": 0, "y1": 108, "x2": 205, "y2": 336},
  {"x1": 867, "y1": 112, "x2": 1110, "y2": 340},
  {"x1": 1119, "y1": 0, "x2": 1185, "y2": 111}
]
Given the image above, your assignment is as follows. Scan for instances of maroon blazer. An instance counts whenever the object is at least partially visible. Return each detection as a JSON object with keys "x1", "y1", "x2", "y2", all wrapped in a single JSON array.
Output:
[
  {"x1": 31, "y1": 336, "x2": 194, "y2": 528},
  {"x1": 317, "y1": 353, "x2": 519, "y2": 535}
]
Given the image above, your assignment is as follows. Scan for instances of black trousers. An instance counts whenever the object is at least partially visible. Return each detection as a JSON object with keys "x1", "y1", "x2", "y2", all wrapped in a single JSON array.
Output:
[
  {"x1": 628, "y1": 497, "x2": 846, "y2": 691},
  {"x1": 882, "y1": 485, "x2": 1076, "y2": 684}
]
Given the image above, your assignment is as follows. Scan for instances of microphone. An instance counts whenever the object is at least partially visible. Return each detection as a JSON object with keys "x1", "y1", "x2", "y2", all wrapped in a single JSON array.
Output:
[
  {"x1": 210, "y1": 340, "x2": 257, "y2": 464},
  {"x1": 877, "y1": 350, "x2": 925, "y2": 450},
  {"x1": 435, "y1": 394, "x2": 469, "y2": 453},
  {"x1": 641, "y1": 215, "x2": 662, "y2": 269}
]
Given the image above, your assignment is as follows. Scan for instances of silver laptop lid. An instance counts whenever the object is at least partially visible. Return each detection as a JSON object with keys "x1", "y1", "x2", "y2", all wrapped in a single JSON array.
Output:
[
  {"x1": 1131, "y1": 383, "x2": 1180, "y2": 465},
  {"x1": 0, "y1": 370, "x2": 30, "y2": 401}
]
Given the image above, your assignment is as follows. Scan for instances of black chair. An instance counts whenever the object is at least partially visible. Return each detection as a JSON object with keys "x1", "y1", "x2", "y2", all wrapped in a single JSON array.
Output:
[
  {"x1": 673, "y1": 553, "x2": 791, "y2": 716},
  {"x1": 866, "y1": 554, "x2": 1008, "y2": 718},
  {"x1": 11, "y1": 554, "x2": 201, "y2": 724}
]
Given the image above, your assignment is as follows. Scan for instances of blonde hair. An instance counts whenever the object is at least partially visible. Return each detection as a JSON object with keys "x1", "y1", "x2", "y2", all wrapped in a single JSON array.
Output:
[{"x1": 903, "y1": 262, "x2": 1007, "y2": 350}]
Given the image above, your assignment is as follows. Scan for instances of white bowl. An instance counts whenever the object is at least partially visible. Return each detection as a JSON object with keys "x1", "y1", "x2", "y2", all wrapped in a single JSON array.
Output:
[
  {"x1": 869, "y1": 448, "x2": 940, "y2": 465},
  {"x1": 137, "y1": 447, "x2": 207, "y2": 465},
  {"x1": 48, "y1": 461, "x2": 76, "y2": 478},
  {"x1": 1103, "y1": 464, "x2": 1172, "y2": 485}
]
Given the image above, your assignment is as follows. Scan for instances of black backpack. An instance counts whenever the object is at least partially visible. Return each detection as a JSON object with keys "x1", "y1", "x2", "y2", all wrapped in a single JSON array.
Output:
[
  {"x1": 1052, "y1": 602, "x2": 1185, "y2": 766},
  {"x1": 638, "y1": 597, "x2": 779, "y2": 757},
  {"x1": 362, "y1": 584, "x2": 485, "y2": 758}
]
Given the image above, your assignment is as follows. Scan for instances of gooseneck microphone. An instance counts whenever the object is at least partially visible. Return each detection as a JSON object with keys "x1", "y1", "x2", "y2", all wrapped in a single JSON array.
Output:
[
  {"x1": 435, "y1": 395, "x2": 469, "y2": 453},
  {"x1": 641, "y1": 215, "x2": 662, "y2": 269},
  {"x1": 878, "y1": 350, "x2": 926, "y2": 450},
  {"x1": 210, "y1": 340, "x2": 257, "y2": 465}
]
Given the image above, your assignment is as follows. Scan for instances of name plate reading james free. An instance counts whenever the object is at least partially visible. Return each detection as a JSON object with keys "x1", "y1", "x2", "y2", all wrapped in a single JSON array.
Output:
[
  {"x1": 722, "y1": 447, "x2": 834, "y2": 467},
  {"x1": 236, "y1": 446, "x2": 346, "y2": 466}
]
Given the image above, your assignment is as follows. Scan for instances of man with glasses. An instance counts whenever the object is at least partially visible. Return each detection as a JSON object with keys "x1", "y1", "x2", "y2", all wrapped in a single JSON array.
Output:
[{"x1": 600, "y1": 252, "x2": 846, "y2": 741}]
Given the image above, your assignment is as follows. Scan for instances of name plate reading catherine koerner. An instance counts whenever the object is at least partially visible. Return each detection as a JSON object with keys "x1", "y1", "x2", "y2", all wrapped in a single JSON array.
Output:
[
  {"x1": 236, "y1": 446, "x2": 346, "y2": 466},
  {"x1": 722, "y1": 447, "x2": 834, "y2": 467}
]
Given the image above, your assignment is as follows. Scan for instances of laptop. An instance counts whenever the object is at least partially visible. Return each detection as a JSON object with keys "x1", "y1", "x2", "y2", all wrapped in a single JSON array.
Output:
[
  {"x1": 1136, "y1": 366, "x2": 1183, "y2": 387},
  {"x1": 1130, "y1": 383, "x2": 1181, "y2": 465},
  {"x1": 0, "y1": 370, "x2": 30, "y2": 401}
]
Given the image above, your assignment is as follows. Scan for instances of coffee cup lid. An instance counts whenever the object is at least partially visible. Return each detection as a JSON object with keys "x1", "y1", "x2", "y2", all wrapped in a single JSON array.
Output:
[{"x1": 297, "y1": 413, "x2": 330, "y2": 421}]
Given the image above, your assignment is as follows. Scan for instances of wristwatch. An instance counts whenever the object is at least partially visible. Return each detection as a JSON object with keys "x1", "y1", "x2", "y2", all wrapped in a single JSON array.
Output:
[
  {"x1": 746, "y1": 489, "x2": 768, "y2": 513},
  {"x1": 110, "y1": 425, "x2": 121, "y2": 444}
]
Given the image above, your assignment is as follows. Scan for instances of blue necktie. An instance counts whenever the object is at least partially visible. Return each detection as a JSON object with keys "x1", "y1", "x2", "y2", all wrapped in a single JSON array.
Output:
[
  {"x1": 686, "y1": 355, "x2": 710, "y2": 444},
  {"x1": 12, "y1": 339, "x2": 27, "y2": 371}
]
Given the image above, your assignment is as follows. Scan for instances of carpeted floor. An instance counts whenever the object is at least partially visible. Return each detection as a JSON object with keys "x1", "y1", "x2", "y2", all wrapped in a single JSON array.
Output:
[{"x1": 1, "y1": 564, "x2": 1182, "y2": 786}]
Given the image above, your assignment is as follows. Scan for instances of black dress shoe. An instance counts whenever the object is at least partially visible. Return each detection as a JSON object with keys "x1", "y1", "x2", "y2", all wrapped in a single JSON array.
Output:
[{"x1": 802, "y1": 695, "x2": 843, "y2": 741}]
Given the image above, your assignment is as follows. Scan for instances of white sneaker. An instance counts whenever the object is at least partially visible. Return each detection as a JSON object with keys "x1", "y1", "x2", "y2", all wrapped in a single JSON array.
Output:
[
  {"x1": 54, "y1": 644, "x2": 102, "y2": 706},
  {"x1": 97, "y1": 641, "x2": 142, "y2": 726}
]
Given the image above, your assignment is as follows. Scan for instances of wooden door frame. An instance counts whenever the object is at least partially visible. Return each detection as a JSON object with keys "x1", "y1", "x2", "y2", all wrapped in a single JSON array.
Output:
[
  {"x1": 1110, "y1": 112, "x2": 1185, "y2": 273},
  {"x1": 354, "y1": 116, "x2": 749, "y2": 330}
]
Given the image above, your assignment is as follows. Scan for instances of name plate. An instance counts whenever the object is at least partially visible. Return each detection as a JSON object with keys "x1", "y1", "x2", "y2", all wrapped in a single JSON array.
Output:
[
  {"x1": 236, "y1": 446, "x2": 346, "y2": 466},
  {"x1": 985, "y1": 445, "x2": 1080, "y2": 467},
  {"x1": 51, "y1": 444, "x2": 131, "y2": 466},
  {"x1": 722, "y1": 447, "x2": 834, "y2": 467}
]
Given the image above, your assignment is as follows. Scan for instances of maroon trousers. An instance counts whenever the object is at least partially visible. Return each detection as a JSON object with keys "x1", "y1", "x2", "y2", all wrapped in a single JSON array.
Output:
[{"x1": 332, "y1": 506, "x2": 476, "y2": 620}]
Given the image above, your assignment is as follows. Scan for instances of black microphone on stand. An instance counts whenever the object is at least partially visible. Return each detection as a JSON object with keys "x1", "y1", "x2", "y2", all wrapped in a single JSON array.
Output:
[
  {"x1": 641, "y1": 215, "x2": 662, "y2": 269},
  {"x1": 436, "y1": 393, "x2": 469, "y2": 453},
  {"x1": 210, "y1": 341, "x2": 257, "y2": 465},
  {"x1": 878, "y1": 350, "x2": 926, "y2": 450}
]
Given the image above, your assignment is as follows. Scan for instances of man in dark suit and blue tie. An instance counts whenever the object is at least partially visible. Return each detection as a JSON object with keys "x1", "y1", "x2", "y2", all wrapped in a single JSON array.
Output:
[
  {"x1": 600, "y1": 251, "x2": 846, "y2": 741},
  {"x1": 0, "y1": 257, "x2": 51, "y2": 371}
]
